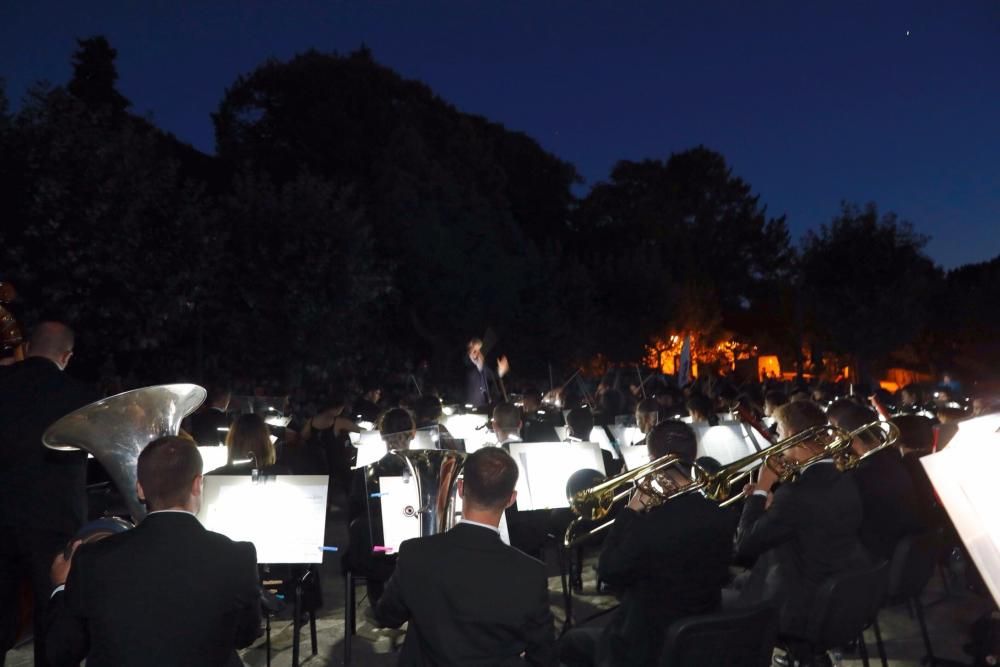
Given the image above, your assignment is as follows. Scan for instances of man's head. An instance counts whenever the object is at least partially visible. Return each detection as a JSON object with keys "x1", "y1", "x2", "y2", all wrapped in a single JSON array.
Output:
[
  {"x1": 685, "y1": 393, "x2": 714, "y2": 424},
  {"x1": 635, "y1": 398, "x2": 660, "y2": 434},
  {"x1": 901, "y1": 385, "x2": 921, "y2": 407},
  {"x1": 26, "y1": 321, "x2": 75, "y2": 370},
  {"x1": 491, "y1": 402, "x2": 522, "y2": 441},
  {"x1": 467, "y1": 338, "x2": 484, "y2": 367},
  {"x1": 763, "y1": 390, "x2": 787, "y2": 417},
  {"x1": 646, "y1": 420, "x2": 697, "y2": 463},
  {"x1": 414, "y1": 395, "x2": 444, "y2": 425},
  {"x1": 826, "y1": 398, "x2": 878, "y2": 455},
  {"x1": 137, "y1": 436, "x2": 204, "y2": 513},
  {"x1": 565, "y1": 407, "x2": 594, "y2": 440},
  {"x1": 772, "y1": 400, "x2": 828, "y2": 462},
  {"x1": 459, "y1": 447, "x2": 518, "y2": 515},
  {"x1": 892, "y1": 414, "x2": 935, "y2": 455}
]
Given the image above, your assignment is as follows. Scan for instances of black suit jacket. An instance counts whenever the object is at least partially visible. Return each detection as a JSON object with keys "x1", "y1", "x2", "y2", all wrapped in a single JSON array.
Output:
[
  {"x1": 46, "y1": 512, "x2": 261, "y2": 667},
  {"x1": 375, "y1": 523, "x2": 556, "y2": 666},
  {"x1": 735, "y1": 462, "x2": 867, "y2": 637},
  {"x1": 850, "y1": 448, "x2": 924, "y2": 560},
  {"x1": 0, "y1": 357, "x2": 98, "y2": 535},
  {"x1": 596, "y1": 494, "x2": 734, "y2": 667},
  {"x1": 187, "y1": 408, "x2": 232, "y2": 447}
]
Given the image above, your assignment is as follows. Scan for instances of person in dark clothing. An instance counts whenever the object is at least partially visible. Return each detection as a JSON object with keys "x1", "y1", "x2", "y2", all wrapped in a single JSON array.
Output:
[
  {"x1": 46, "y1": 436, "x2": 261, "y2": 667},
  {"x1": 559, "y1": 421, "x2": 734, "y2": 667},
  {"x1": 211, "y1": 413, "x2": 288, "y2": 476},
  {"x1": 352, "y1": 383, "x2": 383, "y2": 424},
  {"x1": 464, "y1": 337, "x2": 509, "y2": 409},
  {"x1": 893, "y1": 414, "x2": 943, "y2": 529},
  {"x1": 734, "y1": 401, "x2": 868, "y2": 641},
  {"x1": 0, "y1": 322, "x2": 98, "y2": 667},
  {"x1": 185, "y1": 384, "x2": 232, "y2": 447},
  {"x1": 375, "y1": 447, "x2": 556, "y2": 666},
  {"x1": 828, "y1": 400, "x2": 924, "y2": 561},
  {"x1": 521, "y1": 389, "x2": 561, "y2": 443},
  {"x1": 301, "y1": 394, "x2": 359, "y2": 499}
]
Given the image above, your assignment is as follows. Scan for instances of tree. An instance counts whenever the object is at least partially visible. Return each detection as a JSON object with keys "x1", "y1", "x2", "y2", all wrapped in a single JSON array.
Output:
[
  {"x1": 67, "y1": 36, "x2": 130, "y2": 114},
  {"x1": 798, "y1": 202, "x2": 942, "y2": 379},
  {"x1": 572, "y1": 147, "x2": 793, "y2": 361}
]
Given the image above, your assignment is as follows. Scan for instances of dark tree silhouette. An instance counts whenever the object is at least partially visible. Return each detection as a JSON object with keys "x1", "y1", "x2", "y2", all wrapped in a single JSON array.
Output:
[
  {"x1": 67, "y1": 36, "x2": 131, "y2": 114},
  {"x1": 798, "y1": 202, "x2": 942, "y2": 380}
]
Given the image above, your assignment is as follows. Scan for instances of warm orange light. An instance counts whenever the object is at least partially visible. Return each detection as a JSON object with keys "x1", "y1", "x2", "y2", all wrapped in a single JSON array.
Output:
[
  {"x1": 758, "y1": 355, "x2": 781, "y2": 381},
  {"x1": 879, "y1": 381, "x2": 900, "y2": 393},
  {"x1": 646, "y1": 332, "x2": 756, "y2": 377}
]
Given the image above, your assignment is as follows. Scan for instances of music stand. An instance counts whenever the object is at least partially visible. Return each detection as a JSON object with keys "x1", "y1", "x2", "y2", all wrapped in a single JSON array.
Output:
[
  {"x1": 197, "y1": 446, "x2": 229, "y2": 474},
  {"x1": 922, "y1": 414, "x2": 1000, "y2": 608},
  {"x1": 351, "y1": 428, "x2": 440, "y2": 469},
  {"x1": 197, "y1": 474, "x2": 329, "y2": 667},
  {"x1": 507, "y1": 441, "x2": 606, "y2": 511},
  {"x1": 693, "y1": 424, "x2": 757, "y2": 466}
]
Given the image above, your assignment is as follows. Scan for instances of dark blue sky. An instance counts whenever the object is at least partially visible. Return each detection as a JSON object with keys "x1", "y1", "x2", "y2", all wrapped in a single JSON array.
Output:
[{"x1": 2, "y1": 1, "x2": 998, "y2": 268}]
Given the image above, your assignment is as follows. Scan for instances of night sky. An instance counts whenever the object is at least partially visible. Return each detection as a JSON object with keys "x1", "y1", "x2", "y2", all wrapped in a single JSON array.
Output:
[{"x1": 2, "y1": 1, "x2": 998, "y2": 269}]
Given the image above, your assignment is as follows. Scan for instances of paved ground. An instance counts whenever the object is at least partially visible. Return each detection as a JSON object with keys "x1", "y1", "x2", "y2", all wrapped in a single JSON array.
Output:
[{"x1": 7, "y1": 508, "x2": 993, "y2": 666}]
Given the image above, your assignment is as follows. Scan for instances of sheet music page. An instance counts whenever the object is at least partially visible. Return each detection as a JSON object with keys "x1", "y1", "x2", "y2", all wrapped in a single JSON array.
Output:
[
  {"x1": 378, "y1": 475, "x2": 422, "y2": 553},
  {"x1": 509, "y1": 442, "x2": 605, "y2": 510},
  {"x1": 198, "y1": 475, "x2": 329, "y2": 564}
]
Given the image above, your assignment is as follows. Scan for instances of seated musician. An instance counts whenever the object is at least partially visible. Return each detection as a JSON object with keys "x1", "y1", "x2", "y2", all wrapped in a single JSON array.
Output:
[
  {"x1": 492, "y1": 401, "x2": 523, "y2": 449},
  {"x1": 634, "y1": 398, "x2": 659, "y2": 440},
  {"x1": 413, "y1": 394, "x2": 461, "y2": 451},
  {"x1": 375, "y1": 447, "x2": 556, "y2": 666},
  {"x1": 185, "y1": 383, "x2": 232, "y2": 446},
  {"x1": 521, "y1": 388, "x2": 561, "y2": 443},
  {"x1": 827, "y1": 399, "x2": 923, "y2": 561},
  {"x1": 564, "y1": 407, "x2": 593, "y2": 441},
  {"x1": 892, "y1": 414, "x2": 942, "y2": 529},
  {"x1": 211, "y1": 413, "x2": 288, "y2": 476},
  {"x1": 685, "y1": 392, "x2": 719, "y2": 426},
  {"x1": 344, "y1": 408, "x2": 415, "y2": 605},
  {"x1": 560, "y1": 421, "x2": 734, "y2": 667},
  {"x1": 735, "y1": 400, "x2": 867, "y2": 642}
]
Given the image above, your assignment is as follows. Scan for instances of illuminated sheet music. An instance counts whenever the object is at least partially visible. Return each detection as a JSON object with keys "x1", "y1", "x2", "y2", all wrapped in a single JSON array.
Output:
[{"x1": 197, "y1": 475, "x2": 329, "y2": 564}]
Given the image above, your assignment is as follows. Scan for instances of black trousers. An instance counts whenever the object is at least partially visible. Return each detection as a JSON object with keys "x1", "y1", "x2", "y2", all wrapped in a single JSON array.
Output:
[
  {"x1": 558, "y1": 626, "x2": 601, "y2": 667},
  {"x1": 0, "y1": 525, "x2": 70, "y2": 667}
]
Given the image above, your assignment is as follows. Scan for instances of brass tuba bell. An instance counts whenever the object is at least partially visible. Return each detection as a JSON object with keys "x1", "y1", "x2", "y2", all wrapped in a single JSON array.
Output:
[{"x1": 43, "y1": 384, "x2": 206, "y2": 522}]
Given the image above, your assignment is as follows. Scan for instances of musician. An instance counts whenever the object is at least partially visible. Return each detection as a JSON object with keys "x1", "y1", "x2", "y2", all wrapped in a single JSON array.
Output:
[
  {"x1": 827, "y1": 399, "x2": 923, "y2": 561},
  {"x1": 492, "y1": 401, "x2": 523, "y2": 448},
  {"x1": 0, "y1": 321, "x2": 98, "y2": 667},
  {"x1": 685, "y1": 392, "x2": 719, "y2": 426},
  {"x1": 464, "y1": 337, "x2": 509, "y2": 409},
  {"x1": 46, "y1": 436, "x2": 261, "y2": 667},
  {"x1": 559, "y1": 421, "x2": 734, "y2": 667},
  {"x1": 185, "y1": 384, "x2": 232, "y2": 447},
  {"x1": 375, "y1": 447, "x2": 556, "y2": 666},
  {"x1": 892, "y1": 414, "x2": 942, "y2": 529},
  {"x1": 301, "y1": 393, "x2": 360, "y2": 500},
  {"x1": 344, "y1": 408, "x2": 416, "y2": 605},
  {"x1": 413, "y1": 394, "x2": 461, "y2": 451},
  {"x1": 353, "y1": 382, "x2": 383, "y2": 424},
  {"x1": 521, "y1": 388, "x2": 560, "y2": 443},
  {"x1": 564, "y1": 407, "x2": 593, "y2": 441},
  {"x1": 210, "y1": 413, "x2": 287, "y2": 476},
  {"x1": 735, "y1": 400, "x2": 867, "y2": 641},
  {"x1": 635, "y1": 398, "x2": 659, "y2": 438}
]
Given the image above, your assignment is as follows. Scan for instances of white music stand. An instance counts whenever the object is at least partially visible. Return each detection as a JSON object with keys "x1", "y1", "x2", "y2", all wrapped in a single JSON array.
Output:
[
  {"x1": 508, "y1": 441, "x2": 606, "y2": 511},
  {"x1": 352, "y1": 429, "x2": 440, "y2": 469},
  {"x1": 693, "y1": 424, "x2": 757, "y2": 466},
  {"x1": 921, "y1": 414, "x2": 1000, "y2": 607},
  {"x1": 441, "y1": 413, "x2": 492, "y2": 453},
  {"x1": 619, "y1": 444, "x2": 651, "y2": 471},
  {"x1": 197, "y1": 446, "x2": 230, "y2": 474},
  {"x1": 197, "y1": 475, "x2": 329, "y2": 564}
]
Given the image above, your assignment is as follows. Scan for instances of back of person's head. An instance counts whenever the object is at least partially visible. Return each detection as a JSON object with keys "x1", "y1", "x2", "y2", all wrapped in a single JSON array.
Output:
[
  {"x1": 685, "y1": 393, "x2": 717, "y2": 425},
  {"x1": 492, "y1": 402, "x2": 521, "y2": 434},
  {"x1": 646, "y1": 420, "x2": 698, "y2": 462},
  {"x1": 206, "y1": 383, "x2": 231, "y2": 409},
  {"x1": 772, "y1": 400, "x2": 827, "y2": 438},
  {"x1": 380, "y1": 407, "x2": 415, "y2": 450},
  {"x1": 225, "y1": 413, "x2": 276, "y2": 466},
  {"x1": 26, "y1": 321, "x2": 75, "y2": 368},
  {"x1": 892, "y1": 414, "x2": 934, "y2": 453},
  {"x1": 764, "y1": 390, "x2": 787, "y2": 410},
  {"x1": 138, "y1": 436, "x2": 203, "y2": 511},
  {"x1": 413, "y1": 395, "x2": 444, "y2": 424},
  {"x1": 901, "y1": 384, "x2": 922, "y2": 404},
  {"x1": 636, "y1": 398, "x2": 659, "y2": 417},
  {"x1": 826, "y1": 399, "x2": 876, "y2": 432},
  {"x1": 565, "y1": 407, "x2": 594, "y2": 440},
  {"x1": 788, "y1": 389, "x2": 811, "y2": 403},
  {"x1": 462, "y1": 447, "x2": 518, "y2": 511}
]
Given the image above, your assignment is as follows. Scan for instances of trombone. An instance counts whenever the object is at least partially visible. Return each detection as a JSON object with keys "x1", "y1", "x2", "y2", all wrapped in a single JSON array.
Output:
[{"x1": 563, "y1": 419, "x2": 899, "y2": 549}]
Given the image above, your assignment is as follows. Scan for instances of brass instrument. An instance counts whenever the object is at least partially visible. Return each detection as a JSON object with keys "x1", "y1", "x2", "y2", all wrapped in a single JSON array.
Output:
[
  {"x1": 42, "y1": 384, "x2": 207, "y2": 521},
  {"x1": 563, "y1": 454, "x2": 701, "y2": 548},
  {"x1": 846, "y1": 419, "x2": 900, "y2": 462}
]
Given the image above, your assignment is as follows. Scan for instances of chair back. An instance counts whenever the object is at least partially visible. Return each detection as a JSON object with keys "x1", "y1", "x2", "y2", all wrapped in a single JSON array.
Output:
[
  {"x1": 888, "y1": 530, "x2": 938, "y2": 601},
  {"x1": 804, "y1": 560, "x2": 888, "y2": 648},
  {"x1": 661, "y1": 603, "x2": 778, "y2": 667}
]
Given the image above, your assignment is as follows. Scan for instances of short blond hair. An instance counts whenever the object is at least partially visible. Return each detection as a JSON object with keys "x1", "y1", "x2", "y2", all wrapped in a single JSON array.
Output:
[{"x1": 773, "y1": 400, "x2": 827, "y2": 438}]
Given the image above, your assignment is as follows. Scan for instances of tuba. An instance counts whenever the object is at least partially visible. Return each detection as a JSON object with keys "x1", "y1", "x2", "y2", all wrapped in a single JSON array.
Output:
[{"x1": 43, "y1": 384, "x2": 206, "y2": 522}]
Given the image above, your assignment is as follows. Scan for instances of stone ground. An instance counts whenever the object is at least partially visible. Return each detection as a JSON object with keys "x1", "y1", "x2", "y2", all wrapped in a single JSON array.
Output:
[{"x1": 7, "y1": 506, "x2": 993, "y2": 666}]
